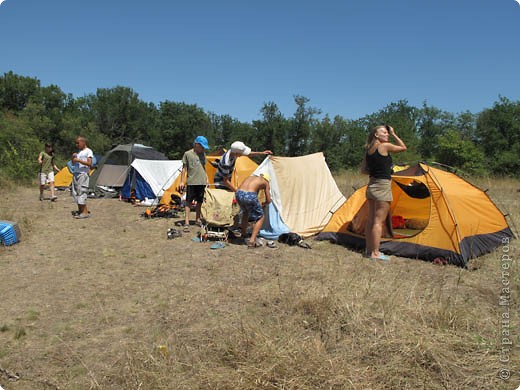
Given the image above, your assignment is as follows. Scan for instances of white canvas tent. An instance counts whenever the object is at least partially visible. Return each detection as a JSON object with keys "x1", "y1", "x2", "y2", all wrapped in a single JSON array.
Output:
[
  {"x1": 121, "y1": 159, "x2": 183, "y2": 201},
  {"x1": 253, "y1": 153, "x2": 346, "y2": 238}
]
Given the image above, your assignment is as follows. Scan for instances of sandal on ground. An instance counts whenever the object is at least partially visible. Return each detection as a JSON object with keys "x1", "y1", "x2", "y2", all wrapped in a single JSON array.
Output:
[
  {"x1": 74, "y1": 213, "x2": 91, "y2": 219},
  {"x1": 228, "y1": 228, "x2": 242, "y2": 238},
  {"x1": 247, "y1": 241, "x2": 262, "y2": 249},
  {"x1": 266, "y1": 240, "x2": 278, "y2": 249},
  {"x1": 72, "y1": 210, "x2": 91, "y2": 216},
  {"x1": 370, "y1": 253, "x2": 390, "y2": 261},
  {"x1": 182, "y1": 225, "x2": 190, "y2": 233},
  {"x1": 210, "y1": 242, "x2": 226, "y2": 249},
  {"x1": 167, "y1": 228, "x2": 182, "y2": 239}
]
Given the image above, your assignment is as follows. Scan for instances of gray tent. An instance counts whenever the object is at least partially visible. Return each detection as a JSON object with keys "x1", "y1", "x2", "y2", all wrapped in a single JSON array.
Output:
[{"x1": 88, "y1": 144, "x2": 168, "y2": 195}]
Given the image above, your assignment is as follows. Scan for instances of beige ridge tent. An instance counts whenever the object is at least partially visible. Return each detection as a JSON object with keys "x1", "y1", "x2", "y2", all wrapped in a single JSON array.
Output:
[{"x1": 254, "y1": 153, "x2": 346, "y2": 238}]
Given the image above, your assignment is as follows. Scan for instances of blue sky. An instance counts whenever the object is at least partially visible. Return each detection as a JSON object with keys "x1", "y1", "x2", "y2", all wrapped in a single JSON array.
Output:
[{"x1": 1, "y1": 0, "x2": 519, "y2": 122}]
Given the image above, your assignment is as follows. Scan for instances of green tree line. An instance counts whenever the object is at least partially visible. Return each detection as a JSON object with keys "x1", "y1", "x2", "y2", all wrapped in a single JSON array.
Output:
[{"x1": 1, "y1": 71, "x2": 519, "y2": 184}]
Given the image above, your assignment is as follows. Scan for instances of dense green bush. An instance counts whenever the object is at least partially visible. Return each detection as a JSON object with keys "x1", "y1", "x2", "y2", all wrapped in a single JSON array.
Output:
[
  {"x1": 436, "y1": 130, "x2": 487, "y2": 175},
  {"x1": 0, "y1": 112, "x2": 42, "y2": 183}
]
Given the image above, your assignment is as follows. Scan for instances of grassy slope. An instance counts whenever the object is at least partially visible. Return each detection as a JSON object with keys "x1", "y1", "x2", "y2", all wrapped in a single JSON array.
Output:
[{"x1": 0, "y1": 172, "x2": 518, "y2": 389}]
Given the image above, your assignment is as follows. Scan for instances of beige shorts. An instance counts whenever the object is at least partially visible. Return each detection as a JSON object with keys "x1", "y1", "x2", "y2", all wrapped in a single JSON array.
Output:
[
  {"x1": 366, "y1": 178, "x2": 393, "y2": 202},
  {"x1": 72, "y1": 173, "x2": 89, "y2": 205},
  {"x1": 39, "y1": 171, "x2": 55, "y2": 185}
]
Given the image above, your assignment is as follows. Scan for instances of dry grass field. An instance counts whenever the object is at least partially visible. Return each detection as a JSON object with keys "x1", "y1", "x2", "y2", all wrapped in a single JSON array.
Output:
[{"x1": 0, "y1": 171, "x2": 518, "y2": 389}]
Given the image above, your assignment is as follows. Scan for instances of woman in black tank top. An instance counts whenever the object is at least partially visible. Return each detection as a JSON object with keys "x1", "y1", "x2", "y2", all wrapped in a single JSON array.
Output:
[{"x1": 362, "y1": 125, "x2": 407, "y2": 261}]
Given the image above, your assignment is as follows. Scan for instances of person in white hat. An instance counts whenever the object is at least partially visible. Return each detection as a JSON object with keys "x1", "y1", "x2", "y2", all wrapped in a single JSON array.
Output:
[{"x1": 213, "y1": 141, "x2": 272, "y2": 192}]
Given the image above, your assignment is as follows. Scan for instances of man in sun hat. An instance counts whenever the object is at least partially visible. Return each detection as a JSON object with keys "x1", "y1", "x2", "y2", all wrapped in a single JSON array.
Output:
[
  {"x1": 179, "y1": 135, "x2": 210, "y2": 230},
  {"x1": 213, "y1": 141, "x2": 273, "y2": 191},
  {"x1": 235, "y1": 173, "x2": 271, "y2": 248}
]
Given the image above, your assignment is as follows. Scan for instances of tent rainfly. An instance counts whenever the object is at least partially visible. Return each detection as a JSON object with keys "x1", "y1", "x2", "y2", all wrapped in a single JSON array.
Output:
[{"x1": 88, "y1": 144, "x2": 167, "y2": 194}]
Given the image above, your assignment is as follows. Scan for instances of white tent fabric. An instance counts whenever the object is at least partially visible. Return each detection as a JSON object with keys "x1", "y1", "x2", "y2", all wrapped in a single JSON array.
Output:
[
  {"x1": 253, "y1": 153, "x2": 346, "y2": 237},
  {"x1": 130, "y1": 159, "x2": 183, "y2": 197},
  {"x1": 253, "y1": 157, "x2": 283, "y2": 215}
]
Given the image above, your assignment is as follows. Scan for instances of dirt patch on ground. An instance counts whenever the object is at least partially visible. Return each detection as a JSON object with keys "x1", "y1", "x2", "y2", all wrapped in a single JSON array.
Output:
[{"x1": 0, "y1": 181, "x2": 518, "y2": 389}]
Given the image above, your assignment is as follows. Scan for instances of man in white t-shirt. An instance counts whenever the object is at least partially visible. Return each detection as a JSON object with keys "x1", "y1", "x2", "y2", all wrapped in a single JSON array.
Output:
[{"x1": 71, "y1": 136, "x2": 94, "y2": 219}]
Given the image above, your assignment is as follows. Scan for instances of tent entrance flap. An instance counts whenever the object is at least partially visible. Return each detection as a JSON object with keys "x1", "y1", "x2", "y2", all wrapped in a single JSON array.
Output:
[
  {"x1": 347, "y1": 180, "x2": 432, "y2": 239},
  {"x1": 394, "y1": 180, "x2": 430, "y2": 199}
]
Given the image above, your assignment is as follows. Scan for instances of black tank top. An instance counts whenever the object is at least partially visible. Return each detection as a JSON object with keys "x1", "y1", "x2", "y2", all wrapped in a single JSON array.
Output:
[{"x1": 366, "y1": 148, "x2": 392, "y2": 180}]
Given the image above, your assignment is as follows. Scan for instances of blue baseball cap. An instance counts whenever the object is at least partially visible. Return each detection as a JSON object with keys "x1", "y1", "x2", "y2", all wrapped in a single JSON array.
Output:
[{"x1": 194, "y1": 135, "x2": 209, "y2": 150}]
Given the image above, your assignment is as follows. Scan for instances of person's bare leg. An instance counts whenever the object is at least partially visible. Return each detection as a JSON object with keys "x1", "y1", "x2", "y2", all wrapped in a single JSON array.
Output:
[
  {"x1": 195, "y1": 202, "x2": 202, "y2": 224},
  {"x1": 49, "y1": 182, "x2": 56, "y2": 199},
  {"x1": 249, "y1": 216, "x2": 265, "y2": 245},
  {"x1": 184, "y1": 205, "x2": 191, "y2": 226},
  {"x1": 39, "y1": 184, "x2": 45, "y2": 200},
  {"x1": 368, "y1": 201, "x2": 390, "y2": 258},
  {"x1": 241, "y1": 211, "x2": 249, "y2": 237},
  {"x1": 365, "y1": 200, "x2": 375, "y2": 256}
]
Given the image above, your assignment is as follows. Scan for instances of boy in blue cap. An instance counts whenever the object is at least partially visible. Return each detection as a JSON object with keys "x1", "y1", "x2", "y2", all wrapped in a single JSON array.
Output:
[{"x1": 179, "y1": 136, "x2": 209, "y2": 230}]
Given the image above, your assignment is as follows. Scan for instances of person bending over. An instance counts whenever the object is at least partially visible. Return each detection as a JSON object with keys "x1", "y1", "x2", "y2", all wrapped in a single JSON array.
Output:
[{"x1": 235, "y1": 173, "x2": 271, "y2": 248}]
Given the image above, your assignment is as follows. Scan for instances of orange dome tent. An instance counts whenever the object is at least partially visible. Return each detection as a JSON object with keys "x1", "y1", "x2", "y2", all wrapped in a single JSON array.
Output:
[{"x1": 317, "y1": 163, "x2": 514, "y2": 267}]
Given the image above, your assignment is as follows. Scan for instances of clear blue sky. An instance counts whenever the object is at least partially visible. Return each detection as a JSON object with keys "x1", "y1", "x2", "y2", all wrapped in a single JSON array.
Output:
[{"x1": 1, "y1": 0, "x2": 519, "y2": 122}]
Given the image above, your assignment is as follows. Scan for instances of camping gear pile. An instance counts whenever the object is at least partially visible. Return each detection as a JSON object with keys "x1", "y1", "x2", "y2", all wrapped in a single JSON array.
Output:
[
  {"x1": 143, "y1": 204, "x2": 180, "y2": 219},
  {"x1": 278, "y1": 233, "x2": 311, "y2": 249}
]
